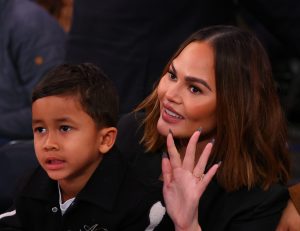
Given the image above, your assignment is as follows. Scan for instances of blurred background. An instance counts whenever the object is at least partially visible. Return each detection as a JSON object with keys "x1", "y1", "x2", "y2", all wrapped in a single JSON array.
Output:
[{"x1": 0, "y1": 0, "x2": 300, "y2": 212}]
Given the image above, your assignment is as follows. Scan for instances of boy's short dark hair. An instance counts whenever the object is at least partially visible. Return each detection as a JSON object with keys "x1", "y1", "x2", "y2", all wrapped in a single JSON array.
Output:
[{"x1": 32, "y1": 63, "x2": 119, "y2": 127}]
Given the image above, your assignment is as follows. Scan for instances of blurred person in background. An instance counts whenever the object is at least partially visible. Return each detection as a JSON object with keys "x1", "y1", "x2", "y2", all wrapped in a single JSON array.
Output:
[
  {"x1": 0, "y1": 0, "x2": 66, "y2": 146},
  {"x1": 35, "y1": 0, "x2": 73, "y2": 32},
  {"x1": 66, "y1": 0, "x2": 300, "y2": 117}
]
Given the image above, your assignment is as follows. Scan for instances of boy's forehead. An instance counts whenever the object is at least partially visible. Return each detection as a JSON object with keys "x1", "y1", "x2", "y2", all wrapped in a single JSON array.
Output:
[
  {"x1": 33, "y1": 94, "x2": 82, "y2": 108},
  {"x1": 32, "y1": 95, "x2": 86, "y2": 120}
]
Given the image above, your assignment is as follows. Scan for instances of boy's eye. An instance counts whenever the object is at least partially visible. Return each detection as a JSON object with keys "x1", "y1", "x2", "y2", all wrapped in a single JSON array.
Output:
[
  {"x1": 34, "y1": 127, "x2": 46, "y2": 133},
  {"x1": 60, "y1": 125, "x2": 72, "y2": 132},
  {"x1": 189, "y1": 86, "x2": 202, "y2": 94}
]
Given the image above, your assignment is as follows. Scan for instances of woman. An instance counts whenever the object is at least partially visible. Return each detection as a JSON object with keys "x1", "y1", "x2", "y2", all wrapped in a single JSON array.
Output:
[{"x1": 117, "y1": 25, "x2": 290, "y2": 230}]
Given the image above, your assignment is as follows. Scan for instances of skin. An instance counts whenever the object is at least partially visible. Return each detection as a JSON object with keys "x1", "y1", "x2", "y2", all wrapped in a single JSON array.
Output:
[
  {"x1": 32, "y1": 95, "x2": 116, "y2": 202},
  {"x1": 158, "y1": 40, "x2": 299, "y2": 231},
  {"x1": 162, "y1": 131, "x2": 219, "y2": 231},
  {"x1": 276, "y1": 200, "x2": 300, "y2": 231},
  {"x1": 157, "y1": 42, "x2": 220, "y2": 230},
  {"x1": 157, "y1": 41, "x2": 217, "y2": 141},
  {"x1": 157, "y1": 41, "x2": 217, "y2": 161}
]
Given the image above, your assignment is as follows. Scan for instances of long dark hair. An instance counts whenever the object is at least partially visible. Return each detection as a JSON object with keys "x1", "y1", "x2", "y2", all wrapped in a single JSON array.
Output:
[{"x1": 136, "y1": 25, "x2": 290, "y2": 191}]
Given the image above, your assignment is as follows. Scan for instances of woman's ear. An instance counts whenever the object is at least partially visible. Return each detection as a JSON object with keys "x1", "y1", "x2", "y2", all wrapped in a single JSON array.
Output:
[{"x1": 98, "y1": 127, "x2": 117, "y2": 154}]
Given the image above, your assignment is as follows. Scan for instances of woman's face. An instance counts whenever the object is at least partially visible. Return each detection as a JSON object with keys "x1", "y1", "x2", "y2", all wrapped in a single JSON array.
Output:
[{"x1": 157, "y1": 41, "x2": 217, "y2": 138}]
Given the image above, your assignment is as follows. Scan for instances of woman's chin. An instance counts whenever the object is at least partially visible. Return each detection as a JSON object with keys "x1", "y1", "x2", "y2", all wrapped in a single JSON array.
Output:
[{"x1": 156, "y1": 119, "x2": 170, "y2": 137}]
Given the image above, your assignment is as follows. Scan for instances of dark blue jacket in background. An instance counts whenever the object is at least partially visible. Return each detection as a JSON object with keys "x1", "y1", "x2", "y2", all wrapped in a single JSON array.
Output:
[{"x1": 0, "y1": 0, "x2": 66, "y2": 140}]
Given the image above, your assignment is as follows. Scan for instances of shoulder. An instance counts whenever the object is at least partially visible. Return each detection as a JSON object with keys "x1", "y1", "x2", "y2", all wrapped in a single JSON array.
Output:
[
  {"x1": 0, "y1": 167, "x2": 53, "y2": 229},
  {"x1": 229, "y1": 184, "x2": 289, "y2": 230},
  {"x1": 117, "y1": 112, "x2": 162, "y2": 182},
  {"x1": 110, "y1": 164, "x2": 164, "y2": 230},
  {"x1": 201, "y1": 182, "x2": 289, "y2": 230},
  {"x1": 116, "y1": 112, "x2": 145, "y2": 162},
  {"x1": 9, "y1": 0, "x2": 55, "y2": 26},
  {"x1": 17, "y1": 167, "x2": 56, "y2": 201},
  {"x1": 7, "y1": 0, "x2": 65, "y2": 41},
  {"x1": 227, "y1": 184, "x2": 289, "y2": 214},
  {"x1": 117, "y1": 112, "x2": 144, "y2": 138}
]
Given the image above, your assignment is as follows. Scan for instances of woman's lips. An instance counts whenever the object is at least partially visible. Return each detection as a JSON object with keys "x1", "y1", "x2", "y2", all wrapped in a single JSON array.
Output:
[{"x1": 161, "y1": 106, "x2": 184, "y2": 123}]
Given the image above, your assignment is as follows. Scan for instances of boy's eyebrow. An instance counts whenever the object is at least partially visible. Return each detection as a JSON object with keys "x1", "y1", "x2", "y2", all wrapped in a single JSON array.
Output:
[
  {"x1": 32, "y1": 117, "x2": 74, "y2": 124},
  {"x1": 32, "y1": 119, "x2": 43, "y2": 124},
  {"x1": 170, "y1": 63, "x2": 212, "y2": 92},
  {"x1": 54, "y1": 117, "x2": 73, "y2": 123}
]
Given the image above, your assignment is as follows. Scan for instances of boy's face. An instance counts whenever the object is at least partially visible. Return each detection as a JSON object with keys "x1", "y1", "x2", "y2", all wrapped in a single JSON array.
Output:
[{"x1": 32, "y1": 95, "x2": 103, "y2": 186}]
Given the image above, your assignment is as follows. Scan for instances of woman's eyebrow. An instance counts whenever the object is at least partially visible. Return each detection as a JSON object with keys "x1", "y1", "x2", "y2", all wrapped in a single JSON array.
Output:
[
  {"x1": 172, "y1": 62, "x2": 212, "y2": 91},
  {"x1": 170, "y1": 63, "x2": 177, "y2": 74},
  {"x1": 171, "y1": 62, "x2": 212, "y2": 91},
  {"x1": 185, "y1": 76, "x2": 212, "y2": 91}
]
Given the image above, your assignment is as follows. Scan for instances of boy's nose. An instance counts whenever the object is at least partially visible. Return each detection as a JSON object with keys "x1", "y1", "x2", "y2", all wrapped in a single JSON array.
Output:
[{"x1": 43, "y1": 133, "x2": 59, "y2": 151}]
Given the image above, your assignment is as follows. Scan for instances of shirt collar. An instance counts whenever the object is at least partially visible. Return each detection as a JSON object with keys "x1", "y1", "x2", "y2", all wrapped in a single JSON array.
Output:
[
  {"x1": 22, "y1": 146, "x2": 128, "y2": 212},
  {"x1": 76, "y1": 146, "x2": 128, "y2": 211}
]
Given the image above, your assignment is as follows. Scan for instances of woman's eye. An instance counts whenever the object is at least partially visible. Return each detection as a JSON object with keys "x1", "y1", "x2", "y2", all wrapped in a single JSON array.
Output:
[
  {"x1": 60, "y1": 125, "x2": 72, "y2": 132},
  {"x1": 190, "y1": 86, "x2": 202, "y2": 94},
  {"x1": 34, "y1": 127, "x2": 46, "y2": 133},
  {"x1": 168, "y1": 71, "x2": 177, "y2": 80}
]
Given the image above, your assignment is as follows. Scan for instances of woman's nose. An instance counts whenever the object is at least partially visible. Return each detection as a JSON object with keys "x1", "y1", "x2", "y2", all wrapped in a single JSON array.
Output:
[{"x1": 165, "y1": 83, "x2": 181, "y2": 104}]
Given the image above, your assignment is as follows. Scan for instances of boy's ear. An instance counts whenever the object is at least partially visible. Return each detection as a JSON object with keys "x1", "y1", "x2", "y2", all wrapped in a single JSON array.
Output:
[{"x1": 98, "y1": 127, "x2": 117, "y2": 154}]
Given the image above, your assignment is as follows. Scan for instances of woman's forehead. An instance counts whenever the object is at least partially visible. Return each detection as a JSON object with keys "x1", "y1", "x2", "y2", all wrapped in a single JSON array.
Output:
[{"x1": 172, "y1": 42, "x2": 215, "y2": 86}]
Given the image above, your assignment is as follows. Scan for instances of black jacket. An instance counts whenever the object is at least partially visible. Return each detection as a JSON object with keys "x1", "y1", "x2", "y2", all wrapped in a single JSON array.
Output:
[
  {"x1": 0, "y1": 147, "x2": 159, "y2": 231},
  {"x1": 116, "y1": 113, "x2": 290, "y2": 231}
]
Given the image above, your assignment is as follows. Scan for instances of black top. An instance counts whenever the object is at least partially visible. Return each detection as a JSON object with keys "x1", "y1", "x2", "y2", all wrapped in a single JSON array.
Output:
[
  {"x1": 116, "y1": 112, "x2": 290, "y2": 231},
  {"x1": 0, "y1": 113, "x2": 290, "y2": 230},
  {"x1": 0, "y1": 146, "x2": 160, "y2": 231}
]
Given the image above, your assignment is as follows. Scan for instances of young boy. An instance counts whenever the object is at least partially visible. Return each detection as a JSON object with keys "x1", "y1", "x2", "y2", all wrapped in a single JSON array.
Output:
[{"x1": 0, "y1": 63, "x2": 158, "y2": 230}]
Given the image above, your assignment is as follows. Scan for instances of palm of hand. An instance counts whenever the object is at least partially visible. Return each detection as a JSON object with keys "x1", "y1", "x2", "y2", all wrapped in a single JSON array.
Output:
[
  {"x1": 163, "y1": 167, "x2": 201, "y2": 228},
  {"x1": 162, "y1": 130, "x2": 219, "y2": 231}
]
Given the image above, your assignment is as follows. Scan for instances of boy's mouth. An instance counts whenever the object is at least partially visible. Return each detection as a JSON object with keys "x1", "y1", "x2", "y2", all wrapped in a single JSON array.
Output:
[
  {"x1": 45, "y1": 157, "x2": 65, "y2": 170},
  {"x1": 46, "y1": 159, "x2": 64, "y2": 164}
]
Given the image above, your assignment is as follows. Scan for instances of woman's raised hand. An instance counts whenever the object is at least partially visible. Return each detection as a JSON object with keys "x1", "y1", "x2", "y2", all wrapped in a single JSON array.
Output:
[{"x1": 162, "y1": 130, "x2": 220, "y2": 231}]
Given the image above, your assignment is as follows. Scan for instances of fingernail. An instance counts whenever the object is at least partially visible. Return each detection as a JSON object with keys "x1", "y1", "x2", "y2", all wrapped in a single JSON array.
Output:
[
  {"x1": 197, "y1": 127, "x2": 202, "y2": 133},
  {"x1": 162, "y1": 152, "x2": 169, "y2": 159},
  {"x1": 211, "y1": 138, "x2": 215, "y2": 144},
  {"x1": 169, "y1": 128, "x2": 173, "y2": 136},
  {"x1": 217, "y1": 161, "x2": 222, "y2": 166}
]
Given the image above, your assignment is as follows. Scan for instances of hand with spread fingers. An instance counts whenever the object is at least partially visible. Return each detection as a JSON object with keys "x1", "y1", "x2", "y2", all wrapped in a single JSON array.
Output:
[{"x1": 162, "y1": 130, "x2": 220, "y2": 231}]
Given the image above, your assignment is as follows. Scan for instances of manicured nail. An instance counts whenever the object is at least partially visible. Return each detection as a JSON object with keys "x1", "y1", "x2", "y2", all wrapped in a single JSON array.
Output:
[
  {"x1": 162, "y1": 152, "x2": 169, "y2": 159},
  {"x1": 211, "y1": 138, "x2": 215, "y2": 144},
  {"x1": 217, "y1": 161, "x2": 222, "y2": 166},
  {"x1": 197, "y1": 127, "x2": 202, "y2": 133},
  {"x1": 169, "y1": 128, "x2": 173, "y2": 136}
]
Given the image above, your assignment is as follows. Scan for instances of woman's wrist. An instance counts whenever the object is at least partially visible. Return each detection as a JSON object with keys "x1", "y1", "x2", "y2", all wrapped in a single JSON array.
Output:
[
  {"x1": 175, "y1": 220, "x2": 202, "y2": 231},
  {"x1": 175, "y1": 225, "x2": 202, "y2": 231}
]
